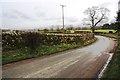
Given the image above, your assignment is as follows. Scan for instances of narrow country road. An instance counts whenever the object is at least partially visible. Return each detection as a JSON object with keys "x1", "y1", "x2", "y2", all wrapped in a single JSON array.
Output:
[{"x1": 2, "y1": 36, "x2": 116, "y2": 78}]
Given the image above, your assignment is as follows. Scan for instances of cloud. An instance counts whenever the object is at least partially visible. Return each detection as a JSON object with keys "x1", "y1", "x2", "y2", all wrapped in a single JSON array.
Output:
[
  {"x1": 66, "y1": 18, "x2": 79, "y2": 22},
  {"x1": 2, "y1": 0, "x2": 118, "y2": 29},
  {"x1": 44, "y1": 17, "x2": 61, "y2": 20},
  {"x1": 4, "y1": 12, "x2": 18, "y2": 19},
  {"x1": 12, "y1": 9, "x2": 34, "y2": 21},
  {"x1": 34, "y1": 6, "x2": 47, "y2": 18},
  {"x1": 99, "y1": 2, "x2": 112, "y2": 8},
  {"x1": 36, "y1": 12, "x2": 46, "y2": 17},
  {"x1": 44, "y1": 17, "x2": 78, "y2": 22}
]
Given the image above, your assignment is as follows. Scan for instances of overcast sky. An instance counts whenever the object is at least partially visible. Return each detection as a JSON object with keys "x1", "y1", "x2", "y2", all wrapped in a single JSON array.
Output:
[{"x1": 1, "y1": 0, "x2": 119, "y2": 30}]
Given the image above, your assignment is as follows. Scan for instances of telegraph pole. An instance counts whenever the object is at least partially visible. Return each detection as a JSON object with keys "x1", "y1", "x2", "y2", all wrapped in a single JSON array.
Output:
[{"x1": 60, "y1": 5, "x2": 65, "y2": 31}]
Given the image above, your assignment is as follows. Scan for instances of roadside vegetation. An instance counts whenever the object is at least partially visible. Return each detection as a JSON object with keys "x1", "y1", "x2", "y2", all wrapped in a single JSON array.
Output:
[
  {"x1": 101, "y1": 3, "x2": 120, "y2": 79},
  {"x1": 101, "y1": 33, "x2": 119, "y2": 79},
  {"x1": 2, "y1": 31, "x2": 96, "y2": 65}
]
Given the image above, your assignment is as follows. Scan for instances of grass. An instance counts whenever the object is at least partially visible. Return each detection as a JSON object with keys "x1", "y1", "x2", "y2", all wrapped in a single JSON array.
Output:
[
  {"x1": 95, "y1": 30, "x2": 117, "y2": 33},
  {"x1": 71, "y1": 29, "x2": 117, "y2": 33},
  {"x1": 100, "y1": 33, "x2": 118, "y2": 39},
  {"x1": 100, "y1": 33, "x2": 119, "y2": 79},
  {"x1": 2, "y1": 38, "x2": 97, "y2": 65}
]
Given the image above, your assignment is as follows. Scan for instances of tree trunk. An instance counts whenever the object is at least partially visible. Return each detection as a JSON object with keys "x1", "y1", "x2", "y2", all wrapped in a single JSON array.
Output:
[{"x1": 91, "y1": 27, "x2": 95, "y2": 33}]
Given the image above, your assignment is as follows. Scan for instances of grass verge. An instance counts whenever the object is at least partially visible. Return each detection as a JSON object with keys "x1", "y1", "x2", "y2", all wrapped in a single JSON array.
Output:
[
  {"x1": 100, "y1": 33, "x2": 119, "y2": 79},
  {"x1": 2, "y1": 38, "x2": 97, "y2": 65}
]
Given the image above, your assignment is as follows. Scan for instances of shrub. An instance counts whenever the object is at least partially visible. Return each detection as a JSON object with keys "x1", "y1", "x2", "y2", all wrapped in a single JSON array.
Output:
[
  {"x1": 109, "y1": 31, "x2": 113, "y2": 33},
  {"x1": 24, "y1": 32, "x2": 41, "y2": 53}
]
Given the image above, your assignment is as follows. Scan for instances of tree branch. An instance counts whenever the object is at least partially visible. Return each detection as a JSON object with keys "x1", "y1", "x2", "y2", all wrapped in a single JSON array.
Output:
[{"x1": 94, "y1": 14, "x2": 104, "y2": 26}]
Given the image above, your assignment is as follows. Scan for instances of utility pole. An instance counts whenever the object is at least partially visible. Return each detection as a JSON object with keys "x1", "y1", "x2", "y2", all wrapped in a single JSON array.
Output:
[{"x1": 60, "y1": 5, "x2": 66, "y2": 31}]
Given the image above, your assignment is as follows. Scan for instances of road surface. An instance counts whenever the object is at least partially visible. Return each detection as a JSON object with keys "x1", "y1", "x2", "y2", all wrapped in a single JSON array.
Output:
[{"x1": 2, "y1": 36, "x2": 116, "y2": 78}]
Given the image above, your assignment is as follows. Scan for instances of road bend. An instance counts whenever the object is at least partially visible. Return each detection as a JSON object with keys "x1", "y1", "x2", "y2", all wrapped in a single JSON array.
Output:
[{"x1": 2, "y1": 36, "x2": 116, "y2": 78}]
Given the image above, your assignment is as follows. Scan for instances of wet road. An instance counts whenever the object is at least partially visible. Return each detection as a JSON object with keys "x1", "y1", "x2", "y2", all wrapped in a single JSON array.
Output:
[{"x1": 2, "y1": 36, "x2": 116, "y2": 78}]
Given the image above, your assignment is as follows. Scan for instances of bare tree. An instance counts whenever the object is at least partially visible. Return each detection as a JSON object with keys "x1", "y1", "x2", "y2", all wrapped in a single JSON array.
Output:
[{"x1": 83, "y1": 6, "x2": 110, "y2": 33}]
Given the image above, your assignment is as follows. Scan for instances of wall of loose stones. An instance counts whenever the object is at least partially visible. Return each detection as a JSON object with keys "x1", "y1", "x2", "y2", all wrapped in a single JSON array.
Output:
[{"x1": 2, "y1": 31, "x2": 94, "y2": 51}]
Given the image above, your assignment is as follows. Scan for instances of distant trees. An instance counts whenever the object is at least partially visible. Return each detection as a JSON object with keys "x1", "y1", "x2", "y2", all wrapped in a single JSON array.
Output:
[
  {"x1": 56, "y1": 27, "x2": 60, "y2": 31},
  {"x1": 117, "y1": 10, "x2": 120, "y2": 21},
  {"x1": 43, "y1": 28, "x2": 49, "y2": 33},
  {"x1": 116, "y1": 10, "x2": 120, "y2": 32},
  {"x1": 83, "y1": 6, "x2": 110, "y2": 33},
  {"x1": 101, "y1": 23, "x2": 116, "y2": 30},
  {"x1": 102, "y1": 23, "x2": 110, "y2": 29},
  {"x1": 66, "y1": 26, "x2": 75, "y2": 30},
  {"x1": 100, "y1": 9, "x2": 120, "y2": 31}
]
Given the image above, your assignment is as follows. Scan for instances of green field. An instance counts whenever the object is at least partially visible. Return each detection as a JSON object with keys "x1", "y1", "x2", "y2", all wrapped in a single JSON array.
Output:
[
  {"x1": 69, "y1": 29, "x2": 117, "y2": 33},
  {"x1": 94, "y1": 30, "x2": 117, "y2": 33}
]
